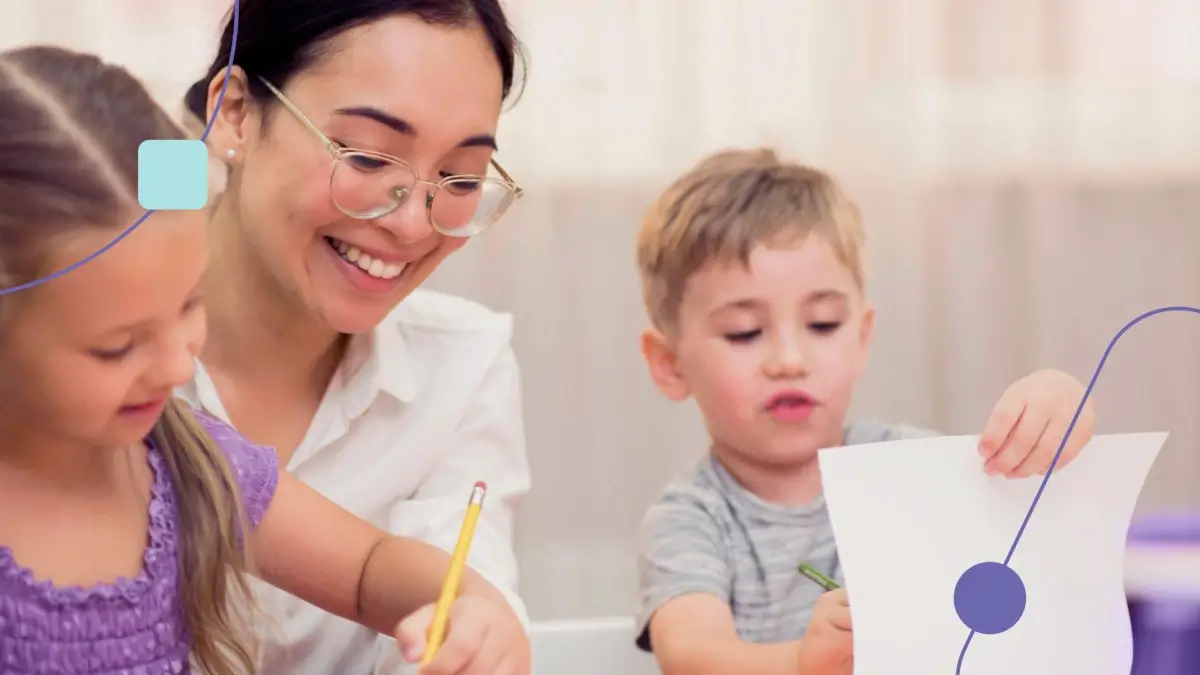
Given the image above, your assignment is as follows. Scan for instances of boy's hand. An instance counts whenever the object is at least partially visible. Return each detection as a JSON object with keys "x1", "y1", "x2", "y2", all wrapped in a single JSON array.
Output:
[
  {"x1": 396, "y1": 595, "x2": 531, "y2": 675},
  {"x1": 797, "y1": 588, "x2": 853, "y2": 675},
  {"x1": 979, "y1": 369, "x2": 1095, "y2": 478}
]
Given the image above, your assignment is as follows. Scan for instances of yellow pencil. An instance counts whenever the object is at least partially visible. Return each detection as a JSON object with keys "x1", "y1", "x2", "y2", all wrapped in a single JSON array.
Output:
[{"x1": 421, "y1": 480, "x2": 488, "y2": 665}]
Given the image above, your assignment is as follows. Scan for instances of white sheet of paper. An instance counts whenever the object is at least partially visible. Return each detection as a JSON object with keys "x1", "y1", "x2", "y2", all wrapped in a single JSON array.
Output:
[{"x1": 818, "y1": 432, "x2": 1166, "y2": 675}]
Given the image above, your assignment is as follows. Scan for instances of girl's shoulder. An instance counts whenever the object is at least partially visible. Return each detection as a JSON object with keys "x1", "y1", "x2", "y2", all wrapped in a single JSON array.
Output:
[{"x1": 185, "y1": 407, "x2": 281, "y2": 529}]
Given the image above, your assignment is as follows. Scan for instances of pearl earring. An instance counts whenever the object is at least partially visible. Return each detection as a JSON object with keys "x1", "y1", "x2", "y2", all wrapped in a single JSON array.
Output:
[{"x1": 226, "y1": 148, "x2": 237, "y2": 160}]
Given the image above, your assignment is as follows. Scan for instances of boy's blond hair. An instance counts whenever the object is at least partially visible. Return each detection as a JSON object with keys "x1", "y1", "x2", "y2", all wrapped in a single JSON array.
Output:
[{"x1": 636, "y1": 148, "x2": 866, "y2": 331}]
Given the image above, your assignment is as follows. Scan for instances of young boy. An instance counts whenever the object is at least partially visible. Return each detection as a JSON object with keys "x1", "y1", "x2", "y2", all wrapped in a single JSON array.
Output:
[{"x1": 632, "y1": 148, "x2": 1096, "y2": 675}]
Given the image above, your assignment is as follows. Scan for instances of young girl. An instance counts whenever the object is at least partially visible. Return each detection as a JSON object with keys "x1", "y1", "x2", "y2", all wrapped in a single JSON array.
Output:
[{"x1": 0, "y1": 45, "x2": 529, "y2": 675}]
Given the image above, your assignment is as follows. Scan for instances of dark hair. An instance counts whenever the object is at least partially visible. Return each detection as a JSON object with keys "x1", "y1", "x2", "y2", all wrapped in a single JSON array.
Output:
[
  {"x1": 183, "y1": 0, "x2": 526, "y2": 124},
  {"x1": 0, "y1": 45, "x2": 260, "y2": 675}
]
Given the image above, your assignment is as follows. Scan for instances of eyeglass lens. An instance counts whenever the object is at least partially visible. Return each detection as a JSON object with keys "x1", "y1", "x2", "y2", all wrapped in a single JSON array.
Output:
[{"x1": 330, "y1": 151, "x2": 516, "y2": 236}]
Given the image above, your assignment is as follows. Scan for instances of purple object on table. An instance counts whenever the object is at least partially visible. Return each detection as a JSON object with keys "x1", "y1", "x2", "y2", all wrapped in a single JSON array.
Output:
[
  {"x1": 1127, "y1": 512, "x2": 1200, "y2": 675},
  {"x1": 1128, "y1": 512, "x2": 1200, "y2": 544}
]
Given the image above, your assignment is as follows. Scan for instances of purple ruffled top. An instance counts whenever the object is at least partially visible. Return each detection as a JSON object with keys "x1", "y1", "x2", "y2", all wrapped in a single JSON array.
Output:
[{"x1": 0, "y1": 410, "x2": 279, "y2": 674}]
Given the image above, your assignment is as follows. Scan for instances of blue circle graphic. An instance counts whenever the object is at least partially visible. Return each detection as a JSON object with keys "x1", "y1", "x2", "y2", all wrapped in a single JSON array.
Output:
[
  {"x1": 953, "y1": 561, "x2": 1026, "y2": 635},
  {"x1": 0, "y1": 0, "x2": 241, "y2": 296}
]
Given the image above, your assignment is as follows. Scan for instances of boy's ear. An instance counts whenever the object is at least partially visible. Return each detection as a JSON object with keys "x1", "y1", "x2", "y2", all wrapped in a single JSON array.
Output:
[{"x1": 640, "y1": 327, "x2": 690, "y2": 401}]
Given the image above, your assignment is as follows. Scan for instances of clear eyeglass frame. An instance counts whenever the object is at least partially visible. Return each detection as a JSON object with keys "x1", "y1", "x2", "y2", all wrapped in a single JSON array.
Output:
[{"x1": 257, "y1": 77, "x2": 524, "y2": 237}]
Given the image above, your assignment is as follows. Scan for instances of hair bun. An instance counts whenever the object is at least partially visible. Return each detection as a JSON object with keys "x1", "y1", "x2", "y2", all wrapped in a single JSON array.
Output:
[{"x1": 182, "y1": 78, "x2": 208, "y2": 121}]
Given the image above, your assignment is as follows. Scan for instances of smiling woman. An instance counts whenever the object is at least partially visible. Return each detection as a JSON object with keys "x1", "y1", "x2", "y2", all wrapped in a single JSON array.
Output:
[{"x1": 177, "y1": 1, "x2": 531, "y2": 673}]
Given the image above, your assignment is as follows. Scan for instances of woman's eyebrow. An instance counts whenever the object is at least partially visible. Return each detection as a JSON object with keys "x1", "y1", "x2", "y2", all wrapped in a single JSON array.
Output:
[{"x1": 333, "y1": 106, "x2": 498, "y2": 150}]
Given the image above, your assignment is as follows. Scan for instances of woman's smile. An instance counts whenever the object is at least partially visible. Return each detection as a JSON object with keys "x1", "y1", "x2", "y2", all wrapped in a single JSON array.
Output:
[
  {"x1": 326, "y1": 236, "x2": 408, "y2": 280},
  {"x1": 320, "y1": 235, "x2": 415, "y2": 295}
]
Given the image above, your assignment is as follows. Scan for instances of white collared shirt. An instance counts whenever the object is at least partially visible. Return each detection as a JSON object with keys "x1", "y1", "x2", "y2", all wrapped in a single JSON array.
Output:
[{"x1": 176, "y1": 289, "x2": 532, "y2": 674}]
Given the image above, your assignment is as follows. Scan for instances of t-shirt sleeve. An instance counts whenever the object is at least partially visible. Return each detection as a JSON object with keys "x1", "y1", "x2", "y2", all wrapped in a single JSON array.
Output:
[
  {"x1": 635, "y1": 488, "x2": 730, "y2": 652},
  {"x1": 191, "y1": 408, "x2": 280, "y2": 530}
]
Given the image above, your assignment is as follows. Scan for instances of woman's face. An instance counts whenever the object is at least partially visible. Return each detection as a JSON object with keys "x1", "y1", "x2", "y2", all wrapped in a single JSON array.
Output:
[{"x1": 223, "y1": 16, "x2": 504, "y2": 334}]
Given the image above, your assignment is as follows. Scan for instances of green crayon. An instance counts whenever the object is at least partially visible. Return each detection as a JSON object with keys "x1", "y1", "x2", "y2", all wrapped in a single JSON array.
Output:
[{"x1": 797, "y1": 562, "x2": 841, "y2": 591}]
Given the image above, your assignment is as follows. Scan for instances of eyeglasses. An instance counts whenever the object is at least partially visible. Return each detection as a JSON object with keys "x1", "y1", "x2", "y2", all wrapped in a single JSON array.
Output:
[{"x1": 257, "y1": 77, "x2": 523, "y2": 238}]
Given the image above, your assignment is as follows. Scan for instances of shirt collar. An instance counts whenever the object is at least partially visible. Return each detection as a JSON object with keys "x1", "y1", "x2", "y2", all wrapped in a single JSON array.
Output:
[
  {"x1": 183, "y1": 317, "x2": 417, "y2": 431},
  {"x1": 340, "y1": 316, "x2": 417, "y2": 408}
]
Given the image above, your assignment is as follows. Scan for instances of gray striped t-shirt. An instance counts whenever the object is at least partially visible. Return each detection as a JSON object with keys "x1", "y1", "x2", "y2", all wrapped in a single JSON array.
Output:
[{"x1": 635, "y1": 417, "x2": 937, "y2": 651}]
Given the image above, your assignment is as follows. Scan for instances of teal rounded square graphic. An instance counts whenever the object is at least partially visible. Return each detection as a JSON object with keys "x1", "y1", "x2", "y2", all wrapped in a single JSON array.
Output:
[{"x1": 137, "y1": 140, "x2": 208, "y2": 210}]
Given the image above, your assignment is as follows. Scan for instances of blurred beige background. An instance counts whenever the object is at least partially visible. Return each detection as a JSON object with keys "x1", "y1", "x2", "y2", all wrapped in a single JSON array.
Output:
[{"x1": 4, "y1": 0, "x2": 1199, "y2": 620}]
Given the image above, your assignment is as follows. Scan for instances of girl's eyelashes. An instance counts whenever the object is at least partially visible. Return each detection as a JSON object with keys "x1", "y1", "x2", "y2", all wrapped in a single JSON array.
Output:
[
  {"x1": 87, "y1": 296, "x2": 201, "y2": 362},
  {"x1": 91, "y1": 342, "x2": 134, "y2": 361}
]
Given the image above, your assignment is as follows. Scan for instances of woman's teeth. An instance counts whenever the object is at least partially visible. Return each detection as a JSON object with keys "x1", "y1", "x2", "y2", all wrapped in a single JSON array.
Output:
[{"x1": 331, "y1": 238, "x2": 406, "y2": 280}]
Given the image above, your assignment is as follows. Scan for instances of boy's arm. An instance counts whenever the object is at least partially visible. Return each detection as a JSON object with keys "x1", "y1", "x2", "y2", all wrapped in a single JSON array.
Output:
[
  {"x1": 650, "y1": 594, "x2": 805, "y2": 675},
  {"x1": 637, "y1": 494, "x2": 804, "y2": 675}
]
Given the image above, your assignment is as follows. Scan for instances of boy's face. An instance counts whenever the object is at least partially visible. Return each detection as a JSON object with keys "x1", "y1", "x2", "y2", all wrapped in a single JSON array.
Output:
[{"x1": 642, "y1": 236, "x2": 873, "y2": 469}]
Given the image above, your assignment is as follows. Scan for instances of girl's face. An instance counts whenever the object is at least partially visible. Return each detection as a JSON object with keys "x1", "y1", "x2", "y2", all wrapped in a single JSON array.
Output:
[
  {"x1": 0, "y1": 210, "x2": 209, "y2": 450},
  {"x1": 218, "y1": 16, "x2": 506, "y2": 334}
]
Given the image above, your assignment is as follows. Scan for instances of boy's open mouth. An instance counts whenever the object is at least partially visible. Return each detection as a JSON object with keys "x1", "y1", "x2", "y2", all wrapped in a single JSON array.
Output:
[{"x1": 765, "y1": 389, "x2": 817, "y2": 422}]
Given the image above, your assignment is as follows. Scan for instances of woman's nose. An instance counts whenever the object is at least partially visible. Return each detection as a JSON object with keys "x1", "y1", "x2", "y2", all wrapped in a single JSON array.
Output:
[{"x1": 375, "y1": 182, "x2": 436, "y2": 243}]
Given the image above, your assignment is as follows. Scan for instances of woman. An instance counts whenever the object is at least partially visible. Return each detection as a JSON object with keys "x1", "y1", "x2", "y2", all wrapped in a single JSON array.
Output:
[{"x1": 180, "y1": 1, "x2": 530, "y2": 672}]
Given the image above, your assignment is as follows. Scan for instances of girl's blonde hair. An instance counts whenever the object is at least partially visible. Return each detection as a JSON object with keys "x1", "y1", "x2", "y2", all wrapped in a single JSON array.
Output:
[{"x1": 0, "y1": 46, "x2": 258, "y2": 674}]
